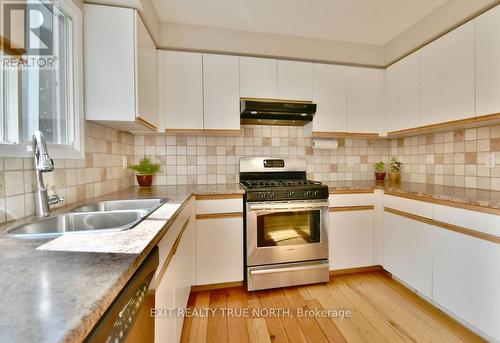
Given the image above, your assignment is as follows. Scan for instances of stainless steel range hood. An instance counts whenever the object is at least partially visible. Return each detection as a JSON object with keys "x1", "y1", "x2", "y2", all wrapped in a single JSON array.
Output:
[{"x1": 240, "y1": 98, "x2": 316, "y2": 126}]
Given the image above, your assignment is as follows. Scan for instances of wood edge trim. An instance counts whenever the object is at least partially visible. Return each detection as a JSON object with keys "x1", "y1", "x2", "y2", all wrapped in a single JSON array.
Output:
[
  {"x1": 155, "y1": 217, "x2": 191, "y2": 285},
  {"x1": 136, "y1": 116, "x2": 157, "y2": 130},
  {"x1": 329, "y1": 189, "x2": 375, "y2": 194},
  {"x1": 329, "y1": 265, "x2": 384, "y2": 276},
  {"x1": 195, "y1": 193, "x2": 243, "y2": 200},
  {"x1": 312, "y1": 131, "x2": 380, "y2": 139},
  {"x1": 387, "y1": 113, "x2": 500, "y2": 137},
  {"x1": 384, "y1": 191, "x2": 500, "y2": 216},
  {"x1": 384, "y1": 207, "x2": 500, "y2": 245},
  {"x1": 190, "y1": 281, "x2": 244, "y2": 292},
  {"x1": 164, "y1": 129, "x2": 241, "y2": 136},
  {"x1": 240, "y1": 97, "x2": 313, "y2": 104},
  {"x1": 195, "y1": 212, "x2": 243, "y2": 220},
  {"x1": 329, "y1": 205, "x2": 374, "y2": 212}
]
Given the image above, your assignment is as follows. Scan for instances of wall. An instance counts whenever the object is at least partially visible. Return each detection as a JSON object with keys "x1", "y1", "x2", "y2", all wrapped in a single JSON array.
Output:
[
  {"x1": 0, "y1": 122, "x2": 135, "y2": 223},
  {"x1": 390, "y1": 125, "x2": 500, "y2": 191},
  {"x1": 134, "y1": 125, "x2": 390, "y2": 185}
]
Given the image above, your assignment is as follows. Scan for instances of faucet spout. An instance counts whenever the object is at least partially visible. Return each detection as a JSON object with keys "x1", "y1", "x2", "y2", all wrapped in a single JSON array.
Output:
[{"x1": 32, "y1": 131, "x2": 63, "y2": 217}]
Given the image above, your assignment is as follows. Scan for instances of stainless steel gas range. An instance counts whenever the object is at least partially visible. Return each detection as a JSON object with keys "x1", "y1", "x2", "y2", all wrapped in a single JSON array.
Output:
[{"x1": 240, "y1": 157, "x2": 330, "y2": 291}]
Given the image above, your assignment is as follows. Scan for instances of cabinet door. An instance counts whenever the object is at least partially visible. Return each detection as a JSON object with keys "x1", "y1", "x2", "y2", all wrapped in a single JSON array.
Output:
[
  {"x1": 196, "y1": 217, "x2": 244, "y2": 285},
  {"x1": 475, "y1": 4, "x2": 500, "y2": 116},
  {"x1": 475, "y1": 238, "x2": 500, "y2": 341},
  {"x1": 432, "y1": 228, "x2": 478, "y2": 328},
  {"x1": 381, "y1": 211, "x2": 433, "y2": 298},
  {"x1": 163, "y1": 51, "x2": 204, "y2": 130},
  {"x1": 154, "y1": 257, "x2": 177, "y2": 343},
  {"x1": 84, "y1": 5, "x2": 135, "y2": 122},
  {"x1": 135, "y1": 12, "x2": 158, "y2": 128},
  {"x1": 347, "y1": 67, "x2": 384, "y2": 134},
  {"x1": 386, "y1": 52, "x2": 420, "y2": 132},
  {"x1": 420, "y1": 21, "x2": 475, "y2": 125},
  {"x1": 312, "y1": 64, "x2": 347, "y2": 133},
  {"x1": 277, "y1": 60, "x2": 313, "y2": 100},
  {"x1": 173, "y1": 218, "x2": 195, "y2": 342},
  {"x1": 203, "y1": 54, "x2": 240, "y2": 130},
  {"x1": 329, "y1": 210, "x2": 374, "y2": 270},
  {"x1": 239, "y1": 57, "x2": 277, "y2": 99}
]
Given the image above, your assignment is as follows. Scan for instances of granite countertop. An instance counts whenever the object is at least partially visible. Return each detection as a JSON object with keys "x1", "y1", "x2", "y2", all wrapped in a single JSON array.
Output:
[
  {"x1": 0, "y1": 184, "x2": 243, "y2": 343},
  {"x1": 1, "y1": 180, "x2": 498, "y2": 342},
  {"x1": 325, "y1": 180, "x2": 500, "y2": 211}
]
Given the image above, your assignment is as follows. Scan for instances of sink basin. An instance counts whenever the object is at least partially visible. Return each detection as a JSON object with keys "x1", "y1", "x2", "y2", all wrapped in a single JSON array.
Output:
[
  {"x1": 6, "y1": 210, "x2": 148, "y2": 238},
  {"x1": 71, "y1": 199, "x2": 167, "y2": 213}
]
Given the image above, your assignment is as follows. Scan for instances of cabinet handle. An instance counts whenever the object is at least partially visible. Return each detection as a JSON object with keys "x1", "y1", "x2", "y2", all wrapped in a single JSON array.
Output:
[{"x1": 155, "y1": 217, "x2": 191, "y2": 284}]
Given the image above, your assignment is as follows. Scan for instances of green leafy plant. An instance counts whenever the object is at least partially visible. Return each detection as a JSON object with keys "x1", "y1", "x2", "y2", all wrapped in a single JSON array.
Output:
[
  {"x1": 390, "y1": 157, "x2": 402, "y2": 173},
  {"x1": 374, "y1": 161, "x2": 385, "y2": 172},
  {"x1": 128, "y1": 156, "x2": 160, "y2": 175}
]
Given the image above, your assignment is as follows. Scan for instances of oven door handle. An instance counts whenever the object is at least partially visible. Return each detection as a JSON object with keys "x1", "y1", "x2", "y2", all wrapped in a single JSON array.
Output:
[
  {"x1": 248, "y1": 202, "x2": 329, "y2": 211},
  {"x1": 249, "y1": 263, "x2": 327, "y2": 275}
]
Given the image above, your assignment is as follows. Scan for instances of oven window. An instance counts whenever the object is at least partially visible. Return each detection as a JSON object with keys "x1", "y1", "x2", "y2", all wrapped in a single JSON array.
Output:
[{"x1": 257, "y1": 210, "x2": 321, "y2": 247}]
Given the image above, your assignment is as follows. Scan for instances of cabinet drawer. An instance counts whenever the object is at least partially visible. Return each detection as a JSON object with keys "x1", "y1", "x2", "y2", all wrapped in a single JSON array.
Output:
[
  {"x1": 383, "y1": 194, "x2": 433, "y2": 218},
  {"x1": 195, "y1": 196, "x2": 243, "y2": 215},
  {"x1": 329, "y1": 193, "x2": 375, "y2": 207},
  {"x1": 433, "y1": 204, "x2": 500, "y2": 238}
]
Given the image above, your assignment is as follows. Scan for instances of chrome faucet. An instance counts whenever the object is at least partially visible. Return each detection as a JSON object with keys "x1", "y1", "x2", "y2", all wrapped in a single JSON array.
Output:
[{"x1": 33, "y1": 130, "x2": 64, "y2": 217}]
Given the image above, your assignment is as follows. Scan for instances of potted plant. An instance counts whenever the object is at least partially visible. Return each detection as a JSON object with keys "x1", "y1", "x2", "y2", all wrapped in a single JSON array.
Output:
[
  {"x1": 374, "y1": 161, "x2": 386, "y2": 181},
  {"x1": 389, "y1": 157, "x2": 402, "y2": 183},
  {"x1": 128, "y1": 156, "x2": 160, "y2": 187}
]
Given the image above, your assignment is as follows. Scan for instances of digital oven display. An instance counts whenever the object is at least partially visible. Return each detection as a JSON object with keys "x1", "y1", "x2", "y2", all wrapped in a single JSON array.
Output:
[{"x1": 263, "y1": 159, "x2": 285, "y2": 168}]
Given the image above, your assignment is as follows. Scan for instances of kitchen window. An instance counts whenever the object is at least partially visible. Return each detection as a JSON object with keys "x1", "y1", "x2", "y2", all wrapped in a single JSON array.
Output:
[{"x1": 0, "y1": 0, "x2": 83, "y2": 158}]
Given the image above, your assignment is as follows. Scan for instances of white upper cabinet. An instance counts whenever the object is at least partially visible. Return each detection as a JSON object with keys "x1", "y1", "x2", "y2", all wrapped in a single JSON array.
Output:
[
  {"x1": 163, "y1": 51, "x2": 204, "y2": 130},
  {"x1": 312, "y1": 64, "x2": 347, "y2": 133},
  {"x1": 386, "y1": 52, "x2": 420, "y2": 132},
  {"x1": 202, "y1": 54, "x2": 240, "y2": 131},
  {"x1": 84, "y1": 4, "x2": 158, "y2": 131},
  {"x1": 347, "y1": 67, "x2": 384, "y2": 134},
  {"x1": 277, "y1": 60, "x2": 313, "y2": 100},
  {"x1": 239, "y1": 57, "x2": 278, "y2": 99},
  {"x1": 475, "y1": 4, "x2": 500, "y2": 116},
  {"x1": 420, "y1": 21, "x2": 475, "y2": 125}
]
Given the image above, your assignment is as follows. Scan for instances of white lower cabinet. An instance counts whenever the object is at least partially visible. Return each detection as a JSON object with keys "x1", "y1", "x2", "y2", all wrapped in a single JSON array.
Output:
[
  {"x1": 432, "y1": 228, "x2": 477, "y2": 329},
  {"x1": 433, "y1": 228, "x2": 500, "y2": 341},
  {"x1": 380, "y1": 211, "x2": 433, "y2": 298},
  {"x1": 155, "y1": 200, "x2": 195, "y2": 343},
  {"x1": 328, "y1": 210, "x2": 374, "y2": 270},
  {"x1": 196, "y1": 217, "x2": 244, "y2": 285}
]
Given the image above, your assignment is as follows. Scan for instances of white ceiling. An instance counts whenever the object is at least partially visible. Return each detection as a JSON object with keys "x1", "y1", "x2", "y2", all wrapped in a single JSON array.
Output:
[{"x1": 152, "y1": 0, "x2": 449, "y2": 46}]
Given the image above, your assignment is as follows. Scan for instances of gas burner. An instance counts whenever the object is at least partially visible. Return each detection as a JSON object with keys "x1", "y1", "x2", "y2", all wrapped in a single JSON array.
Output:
[{"x1": 239, "y1": 157, "x2": 328, "y2": 202}]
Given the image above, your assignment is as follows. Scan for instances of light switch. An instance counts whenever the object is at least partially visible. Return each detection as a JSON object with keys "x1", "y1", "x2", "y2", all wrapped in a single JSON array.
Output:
[{"x1": 485, "y1": 153, "x2": 496, "y2": 168}]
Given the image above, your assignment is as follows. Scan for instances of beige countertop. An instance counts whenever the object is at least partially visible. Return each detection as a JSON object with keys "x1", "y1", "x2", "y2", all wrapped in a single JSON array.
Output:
[
  {"x1": 1, "y1": 181, "x2": 498, "y2": 343},
  {"x1": 325, "y1": 180, "x2": 500, "y2": 212}
]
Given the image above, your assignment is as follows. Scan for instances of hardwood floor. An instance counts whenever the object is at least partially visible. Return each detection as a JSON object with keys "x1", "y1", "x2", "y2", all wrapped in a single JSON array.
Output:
[{"x1": 180, "y1": 271, "x2": 486, "y2": 342}]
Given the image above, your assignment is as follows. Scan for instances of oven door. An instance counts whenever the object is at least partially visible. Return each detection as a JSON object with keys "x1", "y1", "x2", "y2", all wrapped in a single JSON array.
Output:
[{"x1": 246, "y1": 200, "x2": 329, "y2": 266}]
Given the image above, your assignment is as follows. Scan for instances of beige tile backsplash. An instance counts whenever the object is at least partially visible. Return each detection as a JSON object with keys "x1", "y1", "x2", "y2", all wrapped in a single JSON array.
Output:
[
  {"x1": 0, "y1": 122, "x2": 135, "y2": 223},
  {"x1": 134, "y1": 125, "x2": 391, "y2": 185},
  {"x1": 4, "y1": 122, "x2": 500, "y2": 224},
  {"x1": 390, "y1": 126, "x2": 500, "y2": 191}
]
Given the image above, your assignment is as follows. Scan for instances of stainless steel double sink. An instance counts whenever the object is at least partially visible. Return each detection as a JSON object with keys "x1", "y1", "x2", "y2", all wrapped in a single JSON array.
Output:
[{"x1": 6, "y1": 199, "x2": 167, "y2": 238}]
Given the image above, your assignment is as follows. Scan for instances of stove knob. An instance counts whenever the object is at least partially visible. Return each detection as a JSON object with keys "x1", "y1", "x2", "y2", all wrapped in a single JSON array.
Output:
[
  {"x1": 286, "y1": 191, "x2": 295, "y2": 198},
  {"x1": 260, "y1": 192, "x2": 267, "y2": 199},
  {"x1": 303, "y1": 191, "x2": 310, "y2": 198},
  {"x1": 269, "y1": 192, "x2": 275, "y2": 199},
  {"x1": 313, "y1": 190, "x2": 319, "y2": 197}
]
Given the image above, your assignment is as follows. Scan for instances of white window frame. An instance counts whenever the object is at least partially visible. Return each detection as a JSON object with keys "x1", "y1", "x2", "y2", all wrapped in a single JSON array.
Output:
[{"x1": 0, "y1": 0, "x2": 84, "y2": 159}]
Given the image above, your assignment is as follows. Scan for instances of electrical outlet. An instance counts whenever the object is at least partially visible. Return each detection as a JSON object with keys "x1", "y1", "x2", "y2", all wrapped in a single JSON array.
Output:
[
  {"x1": 122, "y1": 156, "x2": 128, "y2": 169},
  {"x1": 485, "y1": 153, "x2": 496, "y2": 168}
]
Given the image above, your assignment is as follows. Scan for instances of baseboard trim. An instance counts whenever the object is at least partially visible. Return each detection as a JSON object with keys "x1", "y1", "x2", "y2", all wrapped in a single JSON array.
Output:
[
  {"x1": 329, "y1": 265, "x2": 384, "y2": 276},
  {"x1": 191, "y1": 281, "x2": 244, "y2": 292}
]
